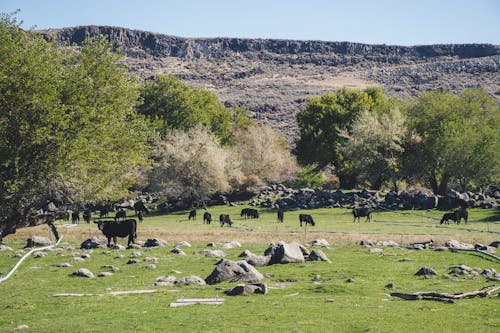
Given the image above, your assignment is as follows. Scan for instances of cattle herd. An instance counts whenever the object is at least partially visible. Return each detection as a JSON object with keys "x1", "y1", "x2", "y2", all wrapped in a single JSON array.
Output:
[{"x1": 41, "y1": 197, "x2": 470, "y2": 249}]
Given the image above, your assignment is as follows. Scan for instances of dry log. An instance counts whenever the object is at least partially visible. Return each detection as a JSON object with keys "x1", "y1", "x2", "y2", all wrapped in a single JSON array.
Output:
[
  {"x1": 448, "y1": 247, "x2": 500, "y2": 261},
  {"x1": 169, "y1": 298, "x2": 225, "y2": 307},
  {"x1": 53, "y1": 289, "x2": 158, "y2": 297},
  {"x1": 391, "y1": 285, "x2": 500, "y2": 302}
]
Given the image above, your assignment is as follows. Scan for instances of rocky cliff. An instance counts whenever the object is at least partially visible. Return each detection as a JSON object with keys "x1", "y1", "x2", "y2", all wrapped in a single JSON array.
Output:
[{"x1": 41, "y1": 25, "x2": 500, "y2": 143}]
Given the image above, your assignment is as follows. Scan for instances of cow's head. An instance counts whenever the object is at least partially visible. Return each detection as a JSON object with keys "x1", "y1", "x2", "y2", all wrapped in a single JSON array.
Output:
[{"x1": 94, "y1": 221, "x2": 104, "y2": 230}]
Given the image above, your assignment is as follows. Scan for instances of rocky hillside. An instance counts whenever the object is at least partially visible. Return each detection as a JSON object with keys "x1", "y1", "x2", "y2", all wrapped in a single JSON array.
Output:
[{"x1": 41, "y1": 26, "x2": 500, "y2": 143}]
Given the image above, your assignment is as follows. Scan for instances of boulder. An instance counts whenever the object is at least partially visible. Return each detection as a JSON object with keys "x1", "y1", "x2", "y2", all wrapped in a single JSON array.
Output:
[
  {"x1": 202, "y1": 249, "x2": 226, "y2": 258},
  {"x1": 445, "y1": 239, "x2": 474, "y2": 250},
  {"x1": 239, "y1": 250, "x2": 271, "y2": 266},
  {"x1": 171, "y1": 247, "x2": 186, "y2": 256},
  {"x1": 224, "y1": 283, "x2": 268, "y2": 296},
  {"x1": 266, "y1": 242, "x2": 308, "y2": 264},
  {"x1": 71, "y1": 268, "x2": 94, "y2": 278},
  {"x1": 80, "y1": 237, "x2": 106, "y2": 249},
  {"x1": 308, "y1": 249, "x2": 330, "y2": 262},
  {"x1": 143, "y1": 238, "x2": 169, "y2": 247},
  {"x1": 25, "y1": 236, "x2": 52, "y2": 248},
  {"x1": 177, "y1": 275, "x2": 206, "y2": 286},
  {"x1": 205, "y1": 259, "x2": 264, "y2": 285},
  {"x1": 415, "y1": 266, "x2": 438, "y2": 277},
  {"x1": 154, "y1": 275, "x2": 177, "y2": 286}
]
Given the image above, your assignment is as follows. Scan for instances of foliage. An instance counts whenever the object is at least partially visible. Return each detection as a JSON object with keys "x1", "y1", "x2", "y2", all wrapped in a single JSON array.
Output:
[
  {"x1": 403, "y1": 88, "x2": 499, "y2": 194},
  {"x1": 137, "y1": 75, "x2": 234, "y2": 143},
  {"x1": 289, "y1": 164, "x2": 324, "y2": 189},
  {"x1": 231, "y1": 125, "x2": 298, "y2": 185},
  {"x1": 295, "y1": 87, "x2": 394, "y2": 187},
  {"x1": 149, "y1": 128, "x2": 242, "y2": 204},
  {"x1": 340, "y1": 108, "x2": 407, "y2": 190},
  {"x1": 0, "y1": 15, "x2": 150, "y2": 235}
]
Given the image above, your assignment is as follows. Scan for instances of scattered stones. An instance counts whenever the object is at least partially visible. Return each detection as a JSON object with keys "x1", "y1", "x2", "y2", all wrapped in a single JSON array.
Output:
[
  {"x1": 98, "y1": 272, "x2": 113, "y2": 277},
  {"x1": 126, "y1": 259, "x2": 140, "y2": 265},
  {"x1": 33, "y1": 251, "x2": 47, "y2": 258},
  {"x1": 205, "y1": 259, "x2": 264, "y2": 285},
  {"x1": 81, "y1": 253, "x2": 91, "y2": 259},
  {"x1": 144, "y1": 256, "x2": 159, "y2": 263},
  {"x1": 102, "y1": 265, "x2": 120, "y2": 272},
  {"x1": 445, "y1": 239, "x2": 474, "y2": 250},
  {"x1": 224, "y1": 283, "x2": 268, "y2": 296},
  {"x1": 143, "y1": 238, "x2": 169, "y2": 247},
  {"x1": 146, "y1": 264, "x2": 157, "y2": 270},
  {"x1": 130, "y1": 251, "x2": 142, "y2": 258},
  {"x1": 308, "y1": 239, "x2": 330, "y2": 247},
  {"x1": 415, "y1": 266, "x2": 438, "y2": 277},
  {"x1": 177, "y1": 275, "x2": 206, "y2": 286},
  {"x1": 71, "y1": 268, "x2": 94, "y2": 278},
  {"x1": 221, "y1": 241, "x2": 241, "y2": 249},
  {"x1": 110, "y1": 244, "x2": 127, "y2": 250}
]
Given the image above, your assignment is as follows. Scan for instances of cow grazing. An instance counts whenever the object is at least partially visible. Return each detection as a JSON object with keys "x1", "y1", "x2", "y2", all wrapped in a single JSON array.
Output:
[
  {"x1": 299, "y1": 214, "x2": 315, "y2": 227},
  {"x1": 352, "y1": 207, "x2": 372, "y2": 223},
  {"x1": 440, "y1": 212, "x2": 456, "y2": 225},
  {"x1": 440, "y1": 208, "x2": 468, "y2": 225},
  {"x1": 94, "y1": 219, "x2": 137, "y2": 248},
  {"x1": 137, "y1": 211, "x2": 144, "y2": 223},
  {"x1": 71, "y1": 211, "x2": 80, "y2": 224},
  {"x1": 115, "y1": 210, "x2": 126, "y2": 221},
  {"x1": 219, "y1": 214, "x2": 233, "y2": 227},
  {"x1": 241, "y1": 208, "x2": 259, "y2": 219},
  {"x1": 277, "y1": 210, "x2": 284, "y2": 223},
  {"x1": 83, "y1": 210, "x2": 91, "y2": 224},
  {"x1": 188, "y1": 209, "x2": 197, "y2": 220},
  {"x1": 134, "y1": 201, "x2": 149, "y2": 215},
  {"x1": 203, "y1": 211, "x2": 212, "y2": 224}
]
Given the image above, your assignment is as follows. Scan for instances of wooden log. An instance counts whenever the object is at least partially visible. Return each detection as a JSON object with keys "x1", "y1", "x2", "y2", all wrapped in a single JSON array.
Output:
[
  {"x1": 391, "y1": 285, "x2": 500, "y2": 302},
  {"x1": 169, "y1": 298, "x2": 225, "y2": 307},
  {"x1": 448, "y1": 247, "x2": 500, "y2": 261}
]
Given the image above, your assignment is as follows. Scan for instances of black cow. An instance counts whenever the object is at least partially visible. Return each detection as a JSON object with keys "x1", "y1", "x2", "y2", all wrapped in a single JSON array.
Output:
[
  {"x1": 115, "y1": 210, "x2": 126, "y2": 221},
  {"x1": 440, "y1": 212, "x2": 456, "y2": 225},
  {"x1": 134, "y1": 201, "x2": 149, "y2": 215},
  {"x1": 137, "y1": 211, "x2": 144, "y2": 223},
  {"x1": 54, "y1": 211, "x2": 70, "y2": 221},
  {"x1": 188, "y1": 209, "x2": 197, "y2": 220},
  {"x1": 299, "y1": 214, "x2": 315, "y2": 227},
  {"x1": 352, "y1": 207, "x2": 372, "y2": 223},
  {"x1": 277, "y1": 210, "x2": 284, "y2": 223},
  {"x1": 241, "y1": 208, "x2": 259, "y2": 219},
  {"x1": 94, "y1": 219, "x2": 137, "y2": 248},
  {"x1": 440, "y1": 208, "x2": 468, "y2": 225},
  {"x1": 203, "y1": 212, "x2": 212, "y2": 224},
  {"x1": 71, "y1": 211, "x2": 80, "y2": 224},
  {"x1": 83, "y1": 210, "x2": 91, "y2": 224},
  {"x1": 219, "y1": 214, "x2": 233, "y2": 227}
]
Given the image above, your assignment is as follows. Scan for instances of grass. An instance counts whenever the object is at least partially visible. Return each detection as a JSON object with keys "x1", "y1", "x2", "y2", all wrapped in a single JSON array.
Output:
[{"x1": 0, "y1": 206, "x2": 498, "y2": 332}]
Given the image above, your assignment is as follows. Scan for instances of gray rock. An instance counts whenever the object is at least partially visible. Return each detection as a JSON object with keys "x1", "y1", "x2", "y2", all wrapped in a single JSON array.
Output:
[
  {"x1": 146, "y1": 263, "x2": 157, "y2": 270},
  {"x1": 98, "y1": 272, "x2": 113, "y2": 277},
  {"x1": 481, "y1": 268, "x2": 500, "y2": 281},
  {"x1": 80, "y1": 237, "x2": 106, "y2": 249},
  {"x1": 224, "y1": 283, "x2": 268, "y2": 296},
  {"x1": 126, "y1": 259, "x2": 140, "y2": 264},
  {"x1": 369, "y1": 248, "x2": 384, "y2": 254},
  {"x1": 205, "y1": 259, "x2": 264, "y2": 285},
  {"x1": 221, "y1": 241, "x2": 241, "y2": 249},
  {"x1": 0, "y1": 244, "x2": 13, "y2": 251},
  {"x1": 445, "y1": 240, "x2": 474, "y2": 250},
  {"x1": 57, "y1": 263, "x2": 72, "y2": 267},
  {"x1": 26, "y1": 236, "x2": 52, "y2": 248},
  {"x1": 385, "y1": 283, "x2": 395, "y2": 289},
  {"x1": 308, "y1": 249, "x2": 330, "y2": 262},
  {"x1": 175, "y1": 241, "x2": 191, "y2": 248},
  {"x1": 131, "y1": 251, "x2": 142, "y2": 258},
  {"x1": 308, "y1": 239, "x2": 330, "y2": 247},
  {"x1": 266, "y1": 242, "x2": 308, "y2": 264},
  {"x1": 143, "y1": 238, "x2": 169, "y2": 247},
  {"x1": 102, "y1": 265, "x2": 120, "y2": 272},
  {"x1": 360, "y1": 239, "x2": 376, "y2": 247},
  {"x1": 144, "y1": 256, "x2": 159, "y2": 263},
  {"x1": 415, "y1": 266, "x2": 438, "y2": 276},
  {"x1": 202, "y1": 249, "x2": 226, "y2": 258},
  {"x1": 177, "y1": 275, "x2": 206, "y2": 285},
  {"x1": 15, "y1": 324, "x2": 29, "y2": 330},
  {"x1": 71, "y1": 268, "x2": 94, "y2": 278},
  {"x1": 171, "y1": 247, "x2": 186, "y2": 256},
  {"x1": 33, "y1": 251, "x2": 47, "y2": 258},
  {"x1": 154, "y1": 275, "x2": 177, "y2": 286}
]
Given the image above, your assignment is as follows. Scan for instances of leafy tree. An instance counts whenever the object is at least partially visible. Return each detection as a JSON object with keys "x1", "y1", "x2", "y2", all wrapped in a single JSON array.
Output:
[
  {"x1": 295, "y1": 86, "x2": 394, "y2": 187},
  {"x1": 340, "y1": 108, "x2": 407, "y2": 191},
  {"x1": 0, "y1": 15, "x2": 150, "y2": 239},
  {"x1": 137, "y1": 75, "x2": 234, "y2": 143},
  {"x1": 149, "y1": 128, "x2": 242, "y2": 205},
  {"x1": 232, "y1": 125, "x2": 298, "y2": 185},
  {"x1": 403, "y1": 88, "x2": 499, "y2": 194}
]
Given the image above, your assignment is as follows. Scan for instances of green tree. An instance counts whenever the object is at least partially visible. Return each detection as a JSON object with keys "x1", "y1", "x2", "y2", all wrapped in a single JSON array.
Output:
[
  {"x1": 295, "y1": 87, "x2": 393, "y2": 187},
  {"x1": 340, "y1": 108, "x2": 407, "y2": 191},
  {"x1": 0, "y1": 15, "x2": 150, "y2": 239},
  {"x1": 137, "y1": 75, "x2": 234, "y2": 143},
  {"x1": 403, "y1": 88, "x2": 499, "y2": 194}
]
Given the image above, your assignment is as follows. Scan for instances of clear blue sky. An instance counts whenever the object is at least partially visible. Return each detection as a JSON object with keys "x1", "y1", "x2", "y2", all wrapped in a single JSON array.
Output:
[{"x1": 1, "y1": 0, "x2": 499, "y2": 45}]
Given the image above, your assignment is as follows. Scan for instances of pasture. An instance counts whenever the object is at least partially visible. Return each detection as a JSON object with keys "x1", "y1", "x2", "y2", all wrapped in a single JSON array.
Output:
[{"x1": 0, "y1": 206, "x2": 499, "y2": 332}]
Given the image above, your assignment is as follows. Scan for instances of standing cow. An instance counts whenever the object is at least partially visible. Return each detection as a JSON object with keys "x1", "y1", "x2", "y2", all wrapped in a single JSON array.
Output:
[
  {"x1": 352, "y1": 207, "x2": 372, "y2": 223},
  {"x1": 83, "y1": 210, "x2": 92, "y2": 224},
  {"x1": 115, "y1": 209, "x2": 126, "y2": 221},
  {"x1": 94, "y1": 219, "x2": 137, "y2": 248},
  {"x1": 277, "y1": 210, "x2": 284, "y2": 223},
  {"x1": 299, "y1": 214, "x2": 315, "y2": 227},
  {"x1": 203, "y1": 212, "x2": 212, "y2": 224},
  {"x1": 71, "y1": 211, "x2": 80, "y2": 224},
  {"x1": 219, "y1": 214, "x2": 233, "y2": 227},
  {"x1": 188, "y1": 209, "x2": 197, "y2": 220}
]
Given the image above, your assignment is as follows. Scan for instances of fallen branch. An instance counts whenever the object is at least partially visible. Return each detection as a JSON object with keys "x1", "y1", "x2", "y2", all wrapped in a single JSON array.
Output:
[
  {"x1": 448, "y1": 247, "x2": 500, "y2": 261},
  {"x1": 53, "y1": 289, "x2": 158, "y2": 297},
  {"x1": 0, "y1": 235, "x2": 63, "y2": 284},
  {"x1": 391, "y1": 285, "x2": 500, "y2": 302},
  {"x1": 169, "y1": 298, "x2": 225, "y2": 307}
]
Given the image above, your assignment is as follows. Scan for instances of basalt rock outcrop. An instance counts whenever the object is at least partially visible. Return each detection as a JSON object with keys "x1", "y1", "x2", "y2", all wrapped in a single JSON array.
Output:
[{"x1": 39, "y1": 26, "x2": 500, "y2": 145}]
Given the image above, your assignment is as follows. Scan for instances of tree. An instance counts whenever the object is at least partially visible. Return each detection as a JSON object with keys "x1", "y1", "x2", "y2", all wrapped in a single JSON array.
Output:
[
  {"x1": 295, "y1": 87, "x2": 394, "y2": 187},
  {"x1": 232, "y1": 125, "x2": 298, "y2": 185},
  {"x1": 340, "y1": 108, "x2": 407, "y2": 190},
  {"x1": 137, "y1": 75, "x2": 233, "y2": 143},
  {"x1": 403, "y1": 88, "x2": 499, "y2": 194},
  {"x1": 149, "y1": 128, "x2": 242, "y2": 204},
  {"x1": 0, "y1": 15, "x2": 150, "y2": 239}
]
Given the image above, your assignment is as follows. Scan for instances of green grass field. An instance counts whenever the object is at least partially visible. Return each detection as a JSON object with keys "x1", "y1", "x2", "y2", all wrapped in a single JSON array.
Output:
[{"x1": 0, "y1": 206, "x2": 498, "y2": 332}]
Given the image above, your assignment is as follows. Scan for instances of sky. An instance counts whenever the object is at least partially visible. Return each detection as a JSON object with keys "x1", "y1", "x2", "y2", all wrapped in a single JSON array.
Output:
[{"x1": 1, "y1": 0, "x2": 499, "y2": 46}]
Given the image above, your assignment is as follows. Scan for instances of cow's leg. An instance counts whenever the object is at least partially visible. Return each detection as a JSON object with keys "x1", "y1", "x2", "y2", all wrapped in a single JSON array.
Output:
[{"x1": 107, "y1": 237, "x2": 111, "y2": 247}]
